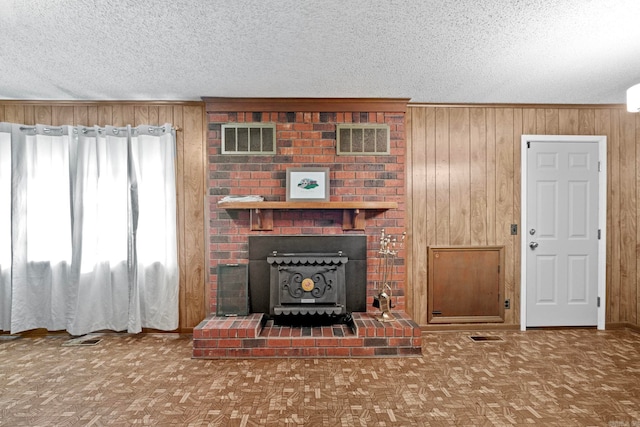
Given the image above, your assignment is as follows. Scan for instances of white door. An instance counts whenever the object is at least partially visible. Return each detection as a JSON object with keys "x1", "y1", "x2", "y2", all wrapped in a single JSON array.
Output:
[{"x1": 525, "y1": 139, "x2": 601, "y2": 327}]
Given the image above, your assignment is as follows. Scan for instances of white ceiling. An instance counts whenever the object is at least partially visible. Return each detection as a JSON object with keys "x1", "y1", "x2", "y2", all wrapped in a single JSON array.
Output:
[{"x1": 1, "y1": 0, "x2": 640, "y2": 104}]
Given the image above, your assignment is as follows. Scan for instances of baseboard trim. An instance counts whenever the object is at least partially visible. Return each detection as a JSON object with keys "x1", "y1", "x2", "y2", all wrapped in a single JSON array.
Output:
[
  {"x1": 420, "y1": 324, "x2": 520, "y2": 332},
  {"x1": 420, "y1": 322, "x2": 640, "y2": 333},
  {"x1": 606, "y1": 322, "x2": 640, "y2": 332}
]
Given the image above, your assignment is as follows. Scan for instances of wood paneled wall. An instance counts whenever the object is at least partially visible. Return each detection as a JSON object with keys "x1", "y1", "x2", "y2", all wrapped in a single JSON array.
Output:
[
  {"x1": 4, "y1": 101, "x2": 638, "y2": 332},
  {"x1": 406, "y1": 104, "x2": 640, "y2": 329},
  {"x1": 0, "y1": 101, "x2": 207, "y2": 332}
]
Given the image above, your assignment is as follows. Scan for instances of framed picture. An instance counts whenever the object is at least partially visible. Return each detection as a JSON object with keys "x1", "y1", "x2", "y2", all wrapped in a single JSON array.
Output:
[{"x1": 286, "y1": 167, "x2": 330, "y2": 202}]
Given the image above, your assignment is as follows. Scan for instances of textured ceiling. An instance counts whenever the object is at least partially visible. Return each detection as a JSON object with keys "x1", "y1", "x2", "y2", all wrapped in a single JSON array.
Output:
[{"x1": 1, "y1": 0, "x2": 640, "y2": 104}]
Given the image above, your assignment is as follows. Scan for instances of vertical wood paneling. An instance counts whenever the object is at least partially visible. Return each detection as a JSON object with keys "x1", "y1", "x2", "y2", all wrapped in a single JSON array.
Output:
[
  {"x1": 511, "y1": 109, "x2": 522, "y2": 324},
  {"x1": 97, "y1": 105, "x2": 112, "y2": 126},
  {"x1": 174, "y1": 106, "x2": 187, "y2": 330},
  {"x1": 74, "y1": 106, "x2": 88, "y2": 126},
  {"x1": 637, "y1": 113, "x2": 640, "y2": 325},
  {"x1": 404, "y1": 109, "x2": 413, "y2": 319},
  {"x1": 486, "y1": 109, "x2": 497, "y2": 245},
  {"x1": 620, "y1": 111, "x2": 637, "y2": 323},
  {"x1": 579, "y1": 109, "x2": 595, "y2": 135},
  {"x1": 470, "y1": 108, "x2": 487, "y2": 246},
  {"x1": 87, "y1": 106, "x2": 98, "y2": 126},
  {"x1": 0, "y1": 101, "x2": 206, "y2": 332},
  {"x1": 535, "y1": 109, "x2": 546, "y2": 134},
  {"x1": 112, "y1": 105, "x2": 125, "y2": 126},
  {"x1": 609, "y1": 110, "x2": 621, "y2": 322},
  {"x1": 6, "y1": 105, "x2": 25, "y2": 123},
  {"x1": 435, "y1": 108, "x2": 450, "y2": 244},
  {"x1": 545, "y1": 109, "x2": 559, "y2": 134},
  {"x1": 559, "y1": 108, "x2": 579, "y2": 134},
  {"x1": 52, "y1": 106, "x2": 74, "y2": 126},
  {"x1": 158, "y1": 106, "x2": 173, "y2": 124},
  {"x1": 148, "y1": 106, "x2": 159, "y2": 125},
  {"x1": 123, "y1": 105, "x2": 136, "y2": 126},
  {"x1": 405, "y1": 109, "x2": 414, "y2": 318},
  {"x1": 35, "y1": 106, "x2": 51, "y2": 124},
  {"x1": 409, "y1": 108, "x2": 429, "y2": 324},
  {"x1": 3, "y1": 105, "x2": 20, "y2": 122},
  {"x1": 134, "y1": 106, "x2": 149, "y2": 125},
  {"x1": 112, "y1": 105, "x2": 135, "y2": 127},
  {"x1": 595, "y1": 108, "x2": 614, "y2": 323},
  {"x1": 522, "y1": 109, "x2": 537, "y2": 135},
  {"x1": 182, "y1": 105, "x2": 206, "y2": 327},
  {"x1": 495, "y1": 108, "x2": 515, "y2": 324},
  {"x1": 407, "y1": 104, "x2": 640, "y2": 328},
  {"x1": 4, "y1": 101, "x2": 640, "y2": 330},
  {"x1": 448, "y1": 108, "x2": 470, "y2": 245},
  {"x1": 425, "y1": 108, "x2": 437, "y2": 246},
  {"x1": 23, "y1": 106, "x2": 35, "y2": 124}
]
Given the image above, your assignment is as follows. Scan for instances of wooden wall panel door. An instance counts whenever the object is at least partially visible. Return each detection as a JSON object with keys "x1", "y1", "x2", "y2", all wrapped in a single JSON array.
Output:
[
  {"x1": 0, "y1": 101, "x2": 207, "y2": 332},
  {"x1": 428, "y1": 246, "x2": 505, "y2": 323}
]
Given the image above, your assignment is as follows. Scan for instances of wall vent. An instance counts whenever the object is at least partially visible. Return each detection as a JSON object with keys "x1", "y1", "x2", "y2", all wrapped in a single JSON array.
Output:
[
  {"x1": 336, "y1": 124, "x2": 390, "y2": 155},
  {"x1": 221, "y1": 123, "x2": 276, "y2": 154}
]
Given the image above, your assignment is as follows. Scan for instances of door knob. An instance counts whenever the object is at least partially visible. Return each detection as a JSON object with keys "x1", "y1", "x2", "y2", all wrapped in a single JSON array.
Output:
[{"x1": 529, "y1": 241, "x2": 539, "y2": 249}]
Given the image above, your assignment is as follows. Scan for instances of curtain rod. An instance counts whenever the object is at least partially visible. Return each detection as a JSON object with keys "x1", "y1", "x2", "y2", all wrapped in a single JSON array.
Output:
[{"x1": 18, "y1": 125, "x2": 181, "y2": 133}]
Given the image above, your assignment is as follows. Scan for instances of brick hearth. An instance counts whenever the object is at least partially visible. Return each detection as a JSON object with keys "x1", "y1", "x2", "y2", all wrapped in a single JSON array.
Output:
[{"x1": 193, "y1": 311, "x2": 421, "y2": 359}]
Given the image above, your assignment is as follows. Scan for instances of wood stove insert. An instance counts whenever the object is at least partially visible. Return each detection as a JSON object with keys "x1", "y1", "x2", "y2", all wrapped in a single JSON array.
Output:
[
  {"x1": 268, "y1": 252, "x2": 348, "y2": 317},
  {"x1": 248, "y1": 235, "x2": 367, "y2": 317}
]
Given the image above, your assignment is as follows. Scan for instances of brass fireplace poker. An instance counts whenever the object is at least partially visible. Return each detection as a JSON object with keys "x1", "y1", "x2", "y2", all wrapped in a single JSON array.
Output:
[{"x1": 373, "y1": 229, "x2": 406, "y2": 322}]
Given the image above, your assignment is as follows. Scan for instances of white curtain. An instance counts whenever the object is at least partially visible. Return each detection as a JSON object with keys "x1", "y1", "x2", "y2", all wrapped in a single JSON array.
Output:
[
  {"x1": 68, "y1": 126, "x2": 130, "y2": 335},
  {"x1": 10, "y1": 124, "x2": 73, "y2": 333},
  {"x1": 129, "y1": 127, "x2": 179, "y2": 332},
  {"x1": 0, "y1": 123, "x2": 178, "y2": 335},
  {"x1": 0, "y1": 125, "x2": 12, "y2": 331}
]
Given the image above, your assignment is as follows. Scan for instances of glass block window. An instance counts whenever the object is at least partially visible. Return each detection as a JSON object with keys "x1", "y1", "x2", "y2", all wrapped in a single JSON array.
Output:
[
  {"x1": 221, "y1": 123, "x2": 276, "y2": 154},
  {"x1": 336, "y1": 124, "x2": 390, "y2": 155}
]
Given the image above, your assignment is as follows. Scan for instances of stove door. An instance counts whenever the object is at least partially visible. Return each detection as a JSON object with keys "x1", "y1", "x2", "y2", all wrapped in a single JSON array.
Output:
[
  {"x1": 277, "y1": 265, "x2": 339, "y2": 305},
  {"x1": 267, "y1": 255, "x2": 348, "y2": 316}
]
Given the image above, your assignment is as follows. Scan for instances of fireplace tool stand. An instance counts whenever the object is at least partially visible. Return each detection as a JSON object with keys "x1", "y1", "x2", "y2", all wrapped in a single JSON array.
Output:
[{"x1": 373, "y1": 229, "x2": 405, "y2": 322}]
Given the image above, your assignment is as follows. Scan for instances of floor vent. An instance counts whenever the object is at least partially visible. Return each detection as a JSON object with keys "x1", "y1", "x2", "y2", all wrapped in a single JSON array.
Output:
[
  {"x1": 469, "y1": 335, "x2": 503, "y2": 342},
  {"x1": 62, "y1": 336, "x2": 102, "y2": 346}
]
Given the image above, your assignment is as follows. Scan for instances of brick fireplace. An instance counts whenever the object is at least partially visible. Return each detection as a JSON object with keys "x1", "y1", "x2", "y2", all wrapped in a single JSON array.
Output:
[{"x1": 192, "y1": 98, "x2": 421, "y2": 358}]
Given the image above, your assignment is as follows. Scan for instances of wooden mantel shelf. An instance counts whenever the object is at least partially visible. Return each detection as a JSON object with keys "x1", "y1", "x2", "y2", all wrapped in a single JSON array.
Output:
[{"x1": 218, "y1": 201, "x2": 398, "y2": 231}]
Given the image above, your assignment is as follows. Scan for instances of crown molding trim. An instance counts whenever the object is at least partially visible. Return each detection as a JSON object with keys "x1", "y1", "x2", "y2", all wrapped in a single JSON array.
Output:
[{"x1": 202, "y1": 97, "x2": 410, "y2": 113}]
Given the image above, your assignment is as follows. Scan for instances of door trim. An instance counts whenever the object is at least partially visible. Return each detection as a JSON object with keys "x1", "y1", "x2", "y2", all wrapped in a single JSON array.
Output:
[{"x1": 520, "y1": 135, "x2": 607, "y2": 330}]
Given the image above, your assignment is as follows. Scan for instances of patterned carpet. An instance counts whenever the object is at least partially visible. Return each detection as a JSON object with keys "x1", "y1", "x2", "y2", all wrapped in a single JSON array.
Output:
[{"x1": 1, "y1": 328, "x2": 639, "y2": 426}]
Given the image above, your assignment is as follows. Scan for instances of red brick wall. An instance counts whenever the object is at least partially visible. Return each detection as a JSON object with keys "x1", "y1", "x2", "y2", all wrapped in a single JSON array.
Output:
[{"x1": 206, "y1": 104, "x2": 406, "y2": 315}]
